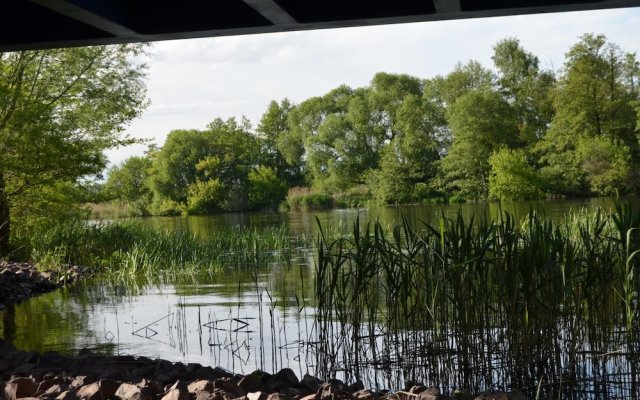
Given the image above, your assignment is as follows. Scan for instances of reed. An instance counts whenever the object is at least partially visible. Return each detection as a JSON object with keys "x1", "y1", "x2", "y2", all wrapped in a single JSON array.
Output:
[
  {"x1": 13, "y1": 219, "x2": 311, "y2": 280},
  {"x1": 313, "y1": 204, "x2": 640, "y2": 396}
]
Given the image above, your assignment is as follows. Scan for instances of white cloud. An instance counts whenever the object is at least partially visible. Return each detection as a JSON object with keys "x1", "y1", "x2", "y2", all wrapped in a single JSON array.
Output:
[{"x1": 106, "y1": 6, "x2": 640, "y2": 166}]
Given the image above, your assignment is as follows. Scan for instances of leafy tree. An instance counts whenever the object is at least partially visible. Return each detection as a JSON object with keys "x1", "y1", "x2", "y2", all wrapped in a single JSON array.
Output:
[
  {"x1": 492, "y1": 38, "x2": 555, "y2": 144},
  {"x1": 104, "y1": 155, "x2": 153, "y2": 215},
  {"x1": 247, "y1": 166, "x2": 287, "y2": 210},
  {"x1": 151, "y1": 118, "x2": 259, "y2": 214},
  {"x1": 257, "y1": 99, "x2": 304, "y2": 186},
  {"x1": 441, "y1": 89, "x2": 519, "y2": 200},
  {"x1": 489, "y1": 148, "x2": 544, "y2": 200},
  {"x1": 576, "y1": 136, "x2": 635, "y2": 196},
  {"x1": 0, "y1": 46, "x2": 148, "y2": 255},
  {"x1": 536, "y1": 34, "x2": 639, "y2": 195}
]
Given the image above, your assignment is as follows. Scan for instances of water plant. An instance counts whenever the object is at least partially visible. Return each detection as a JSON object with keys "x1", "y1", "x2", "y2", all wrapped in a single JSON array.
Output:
[{"x1": 313, "y1": 205, "x2": 640, "y2": 397}]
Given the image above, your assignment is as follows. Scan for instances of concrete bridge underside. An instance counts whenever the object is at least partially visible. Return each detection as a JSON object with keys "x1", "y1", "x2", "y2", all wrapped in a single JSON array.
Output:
[{"x1": 2, "y1": 0, "x2": 640, "y2": 51}]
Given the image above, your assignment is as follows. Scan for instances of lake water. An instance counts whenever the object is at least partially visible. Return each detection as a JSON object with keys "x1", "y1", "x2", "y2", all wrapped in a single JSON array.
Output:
[{"x1": 1, "y1": 198, "x2": 639, "y2": 398}]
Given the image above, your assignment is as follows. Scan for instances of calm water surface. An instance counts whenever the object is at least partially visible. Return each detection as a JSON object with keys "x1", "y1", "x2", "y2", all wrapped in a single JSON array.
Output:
[{"x1": 1, "y1": 198, "x2": 638, "y2": 397}]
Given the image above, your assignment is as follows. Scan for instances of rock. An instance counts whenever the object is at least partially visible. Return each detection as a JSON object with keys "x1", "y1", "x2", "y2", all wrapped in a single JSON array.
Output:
[
  {"x1": 450, "y1": 389, "x2": 473, "y2": 400},
  {"x1": 473, "y1": 392, "x2": 511, "y2": 400},
  {"x1": 297, "y1": 394, "x2": 316, "y2": 400},
  {"x1": 43, "y1": 384, "x2": 68, "y2": 397},
  {"x1": 409, "y1": 386, "x2": 427, "y2": 395},
  {"x1": 99, "y1": 380, "x2": 120, "y2": 400},
  {"x1": 161, "y1": 389, "x2": 189, "y2": 400},
  {"x1": 5, "y1": 377, "x2": 38, "y2": 400},
  {"x1": 417, "y1": 387, "x2": 442, "y2": 400},
  {"x1": 70, "y1": 377, "x2": 96, "y2": 390},
  {"x1": 188, "y1": 381, "x2": 214, "y2": 394},
  {"x1": 299, "y1": 375, "x2": 321, "y2": 393},
  {"x1": 37, "y1": 379, "x2": 66, "y2": 394},
  {"x1": 352, "y1": 390, "x2": 375, "y2": 400},
  {"x1": 76, "y1": 383, "x2": 101, "y2": 400},
  {"x1": 15, "y1": 397, "x2": 40, "y2": 400},
  {"x1": 246, "y1": 392, "x2": 268, "y2": 400},
  {"x1": 266, "y1": 393, "x2": 292, "y2": 400},
  {"x1": 55, "y1": 391, "x2": 78, "y2": 400},
  {"x1": 115, "y1": 383, "x2": 152, "y2": 400},
  {"x1": 194, "y1": 391, "x2": 215, "y2": 400},
  {"x1": 346, "y1": 381, "x2": 364, "y2": 394}
]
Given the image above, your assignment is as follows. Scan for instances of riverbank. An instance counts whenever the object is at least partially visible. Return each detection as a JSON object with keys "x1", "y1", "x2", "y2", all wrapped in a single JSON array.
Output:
[
  {"x1": 0, "y1": 261, "x2": 86, "y2": 309},
  {"x1": 0, "y1": 339, "x2": 527, "y2": 400}
]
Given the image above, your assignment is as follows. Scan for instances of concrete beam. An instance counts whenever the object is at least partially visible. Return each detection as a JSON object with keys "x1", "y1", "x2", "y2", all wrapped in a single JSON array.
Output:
[
  {"x1": 29, "y1": 0, "x2": 138, "y2": 36},
  {"x1": 241, "y1": 0, "x2": 297, "y2": 25}
]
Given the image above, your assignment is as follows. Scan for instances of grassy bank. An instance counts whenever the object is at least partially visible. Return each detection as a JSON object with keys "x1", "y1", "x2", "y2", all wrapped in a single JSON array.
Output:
[{"x1": 10, "y1": 220, "x2": 310, "y2": 281}]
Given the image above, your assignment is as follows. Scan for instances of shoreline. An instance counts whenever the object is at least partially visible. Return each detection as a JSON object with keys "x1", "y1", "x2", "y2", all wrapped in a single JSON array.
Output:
[{"x1": 0, "y1": 261, "x2": 86, "y2": 309}]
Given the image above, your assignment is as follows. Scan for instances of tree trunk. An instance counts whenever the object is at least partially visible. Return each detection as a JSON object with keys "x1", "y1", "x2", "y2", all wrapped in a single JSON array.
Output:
[{"x1": 0, "y1": 171, "x2": 10, "y2": 257}]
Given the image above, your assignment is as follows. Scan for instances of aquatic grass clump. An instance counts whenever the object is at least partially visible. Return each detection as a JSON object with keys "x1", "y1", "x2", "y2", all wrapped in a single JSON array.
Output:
[
  {"x1": 313, "y1": 204, "x2": 640, "y2": 397},
  {"x1": 14, "y1": 220, "x2": 311, "y2": 280}
]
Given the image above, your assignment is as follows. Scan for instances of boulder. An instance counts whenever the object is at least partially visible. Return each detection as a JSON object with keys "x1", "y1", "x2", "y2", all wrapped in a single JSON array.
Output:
[{"x1": 473, "y1": 392, "x2": 511, "y2": 400}]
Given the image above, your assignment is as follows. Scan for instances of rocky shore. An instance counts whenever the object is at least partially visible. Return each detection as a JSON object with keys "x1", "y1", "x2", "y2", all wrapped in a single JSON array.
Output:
[
  {"x1": 0, "y1": 261, "x2": 86, "y2": 309},
  {"x1": 0, "y1": 339, "x2": 527, "y2": 400}
]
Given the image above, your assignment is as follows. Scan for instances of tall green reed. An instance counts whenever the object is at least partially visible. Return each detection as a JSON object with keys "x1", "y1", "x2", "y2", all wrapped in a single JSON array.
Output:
[{"x1": 314, "y1": 204, "x2": 640, "y2": 396}]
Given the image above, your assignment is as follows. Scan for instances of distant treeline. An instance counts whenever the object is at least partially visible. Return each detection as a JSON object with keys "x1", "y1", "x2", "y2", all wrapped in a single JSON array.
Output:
[{"x1": 104, "y1": 34, "x2": 640, "y2": 215}]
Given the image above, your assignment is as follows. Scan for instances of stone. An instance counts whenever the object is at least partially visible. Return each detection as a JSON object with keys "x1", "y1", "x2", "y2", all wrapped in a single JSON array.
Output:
[
  {"x1": 299, "y1": 375, "x2": 321, "y2": 393},
  {"x1": 194, "y1": 391, "x2": 215, "y2": 400},
  {"x1": 76, "y1": 383, "x2": 101, "y2": 400},
  {"x1": 115, "y1": 383, "x2": 152, "y2": 400},
  {"x1": 409, "y1": 386, "x2": 427, "y2": 395},
  {"x1": 70, "y1": 377, "x2": 96, "y2": 389},
  {"x1": 98, "y1": 380, "x2": 120, "y2": 400},
  {"x1": 352, "y1": 390, "x2": 375, "y2": 400},
  {"x1": 5, "y1": 377, "x2": 38, "y2": 400},
  {"x1": 55, "y1": 391, "x2": 78, "y2": 400},
  {"x1": 160, "y1": 389, "x2": 189, "y2": 400},
  {"x1": 346, "y1": 381, "x2": 364, "y2": 394},
  {"x1": 37, "y1": 379, "x2": 66, "y2": 394},
  {"x1": 417, "y1": 387, "x2": 441, "y2": 400},
  {"x1": 15, "y1": 397, "x2": 40, "y2": 400},
  {"x1": 297, "y1": 394, "x2": 316, "y2": 400},
  {"x1": 266, "y1": 393, "x2": 292, "y2": 400},
  {"x1": 188, "y1": 381, "x2": 214, "y2": 394},
  {"x1": 246, "y1": 392, "x2": 268, "y2": 400},
  {"x1": 473, "y1": 392, "x2": 511, "y2": 400},
  {"x1": 450, "y1": 389, "x2": 473, "y2": 400},
  {"x1": 44, "y1": 384, "x2": 68, "y2": 397}
]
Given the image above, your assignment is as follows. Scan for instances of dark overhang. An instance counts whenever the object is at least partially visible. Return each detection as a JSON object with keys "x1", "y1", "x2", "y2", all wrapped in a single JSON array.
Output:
[{"x1": 2, "y1": 0, "x2": 639, "y2": 51}]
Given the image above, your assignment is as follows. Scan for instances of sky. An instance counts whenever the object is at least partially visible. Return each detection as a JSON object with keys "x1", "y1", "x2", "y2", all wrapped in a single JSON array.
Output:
[{"x1": 105, "y1": 6, "x2": 640, "y2": 166}]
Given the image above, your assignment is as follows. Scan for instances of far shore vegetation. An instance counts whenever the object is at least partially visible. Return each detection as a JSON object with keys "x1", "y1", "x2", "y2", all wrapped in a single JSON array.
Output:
[{"x1": 96, "y1": 34, "x2": 640, "y2": 218}]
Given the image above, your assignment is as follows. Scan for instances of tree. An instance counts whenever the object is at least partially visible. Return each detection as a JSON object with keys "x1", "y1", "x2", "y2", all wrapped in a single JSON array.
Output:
[
  {"x1": 0, "y1": 46, "x2": 148, "y2": 255},
  {"x1": 492, "y1": 38, "x2": 555, "y2": 145},
  {"x1": 150, "y1": 118, "x2": 260, "y2": 214},
  {"x1": 489, "y1": 148, "x2": 544, "y2": 200},
  {"x1": 104, "y1": 155, "x2": 154, "y2": 215},
  {"x1": 441, "y1": 89, "x2": 519, "y2": 200},
  {"x1": 536, "y1": 34, "x2": 639, "y2": 195},
  {"x1": 256, "y1": 99, "x2": 304, "y2": 186}
]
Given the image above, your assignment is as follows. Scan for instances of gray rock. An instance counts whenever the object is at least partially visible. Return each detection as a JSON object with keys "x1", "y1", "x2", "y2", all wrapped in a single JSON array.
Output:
[{"x1": 115, "y1": 383, "x2": 152, "y2": 400}]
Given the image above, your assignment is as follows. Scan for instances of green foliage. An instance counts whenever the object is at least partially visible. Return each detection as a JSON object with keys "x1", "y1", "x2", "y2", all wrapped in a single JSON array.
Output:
[
  {"x1": 104, "y1": 155, "x2": 153, "y2": 215},
  {"x1": 489, "y1": 148, "x2": 544, "y2": 200},
  {"x1": 91, "y1": 34, "x2": 640, "y2": 218},
  {"x1": 536, "y1": 34, "x2": 640, "y2": 195},
  {"x1": 441, "y1": 89, "x2": 519, "y2": 199},
  {"x1": 248, "y1": 166, "x2": 288, "y2": 210},
  {"x1": 285, "y1": 187, "x2": 334, "y2": 211},
  {"x1": 0, "y1": 45, "x2": 148, "y2": 254}
]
